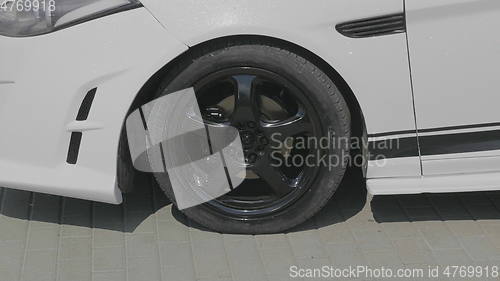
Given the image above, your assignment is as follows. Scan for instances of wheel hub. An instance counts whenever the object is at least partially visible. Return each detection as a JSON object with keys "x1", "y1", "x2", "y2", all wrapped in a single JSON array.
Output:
[
  {"x1": 240, "y1": 130, "x2": 255, "y2": 146},
  {"x1": 236, "y1": 122, "x2": 269, "y2": 164}
]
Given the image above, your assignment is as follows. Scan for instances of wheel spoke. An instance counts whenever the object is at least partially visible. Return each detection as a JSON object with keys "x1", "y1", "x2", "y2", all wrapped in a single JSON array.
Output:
[
  {"x1": 261, "y1": 112, "x2": 312, "y2": 141},
  {"x1": 203, "y1": 119, "x2": 231, "y2": 128},
  {"x1": 230, "y1": 75, "x2": 259, "y2": 125},
  {"x1": 253, "y1": 158, "x2": 293, "y2": 196}
]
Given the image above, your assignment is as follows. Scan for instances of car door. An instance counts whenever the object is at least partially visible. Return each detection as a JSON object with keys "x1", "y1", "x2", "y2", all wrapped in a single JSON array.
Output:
[{"x1": 405, "y1": 0, "x2": 500, "y2": 175}]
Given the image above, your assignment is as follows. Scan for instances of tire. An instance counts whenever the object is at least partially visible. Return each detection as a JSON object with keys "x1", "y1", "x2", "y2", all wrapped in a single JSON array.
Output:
[{"x1": 148, "y1": 39, "x2": 350, "y2": 234}]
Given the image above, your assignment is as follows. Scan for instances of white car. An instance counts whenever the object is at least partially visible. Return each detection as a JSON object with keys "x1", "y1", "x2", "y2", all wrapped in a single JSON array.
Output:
[{"x1": 1, "y1": 0, "x2": 499, "y2": 233}]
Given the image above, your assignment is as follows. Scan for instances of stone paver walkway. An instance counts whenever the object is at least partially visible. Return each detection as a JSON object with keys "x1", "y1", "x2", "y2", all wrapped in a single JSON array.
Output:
[{"x1": 0, "y1": 170, "x2": 499, "y2": 281}]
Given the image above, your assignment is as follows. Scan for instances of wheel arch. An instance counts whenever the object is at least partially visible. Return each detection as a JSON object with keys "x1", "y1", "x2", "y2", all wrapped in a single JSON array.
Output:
[{"x1": 118, "y1": 34, "x2": 367, "y2": 192}]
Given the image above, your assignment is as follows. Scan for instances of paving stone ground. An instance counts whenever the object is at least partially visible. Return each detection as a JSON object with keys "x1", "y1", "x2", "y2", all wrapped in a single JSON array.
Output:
[{"x1": 1, "y1": 169, "x2": 500, "y2": 281}]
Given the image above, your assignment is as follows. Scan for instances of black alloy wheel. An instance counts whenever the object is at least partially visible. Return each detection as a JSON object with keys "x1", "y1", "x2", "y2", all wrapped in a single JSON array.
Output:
[
  {"x1": 195, "y1": 67, "x2": 323, "y2": 218},
  {"x1": 133, "y1": 39, "x2": 352, "y2": 234}
]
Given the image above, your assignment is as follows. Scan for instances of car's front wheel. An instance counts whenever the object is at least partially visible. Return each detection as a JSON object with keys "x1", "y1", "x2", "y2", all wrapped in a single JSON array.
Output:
[{"x1": 144, "y1": 39, "x2": 351, "y2": 234}]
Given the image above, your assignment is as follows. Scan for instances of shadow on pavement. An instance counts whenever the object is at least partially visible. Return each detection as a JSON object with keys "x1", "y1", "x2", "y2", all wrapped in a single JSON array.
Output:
[
  {"x1": 0, "y1": 167, "x2": 499, "y2": 234},
  {"x1": 371, "y1": 190, "x2": 500, "y2": 223}
]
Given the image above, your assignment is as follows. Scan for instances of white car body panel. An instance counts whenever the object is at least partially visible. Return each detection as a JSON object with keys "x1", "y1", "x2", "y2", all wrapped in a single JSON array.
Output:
[
  {"x1": 405, "y1": 0, "x2": 500, "y2": 176},
  {"x1": 141, "y1": 0, "x2": 417, "y2": 137},
  {"x1": 0, "y1": 8, "x2": 188, "y2": 203},
  {"x1": 406, "y1": 0, "x2": 500, "y2": 129},
  {"x1": 369, "y1": 0, "x2": 500, "y2": 194},
  {"x1": 423, "y1": 154, "x2": 500, "y2": 175},
  {"x1": 367, "y1": 157, "x2": 421, "y2": 178},
  {"x1": 367, "y1": 171, "x2": 500, "y2": 195},
  {"x1": 141, "y1": 0, "x2": 420, "y2": 178},
  {"x1": 0, "y1": 0, "x2": 498, "y2": 202}
]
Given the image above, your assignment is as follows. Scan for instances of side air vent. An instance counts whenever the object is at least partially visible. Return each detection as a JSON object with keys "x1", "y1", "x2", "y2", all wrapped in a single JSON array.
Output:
[
  {"x1": 76, "y1": 88, "x2": 97, "y2": 121},
  {"x1": 67, "y1": 88, "x2": 97, "y2": 164},
  {"x1": 67, "y1": 132, "x2": 82, "y2": 164},
  {"x1": 336, "y1": 13, "x2": 405, "y2": 38}
]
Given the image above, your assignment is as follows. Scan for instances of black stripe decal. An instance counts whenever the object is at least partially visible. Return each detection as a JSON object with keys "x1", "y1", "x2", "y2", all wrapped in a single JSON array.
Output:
[
  {"x1": 368, "y1": 130, "x2": 415, "y2": 138},
  {"x1": 336, "y1": 13, "x2": 406, "y2": 38},
  {"x1": 419, "y1": 122, "x2": 500, "y2": 134},
  {"x1": 369, "y1": 121, "x2": 500, "y2": 138},
  {"x1": 420, "y1": 130, "x2": 500, "y2": 156},
  {"x1": 368, "y1": 137, "x2": 419, "y2": 160},
  {"x1": 369, "y1": 129, "x2": 500, "y2": 160}
]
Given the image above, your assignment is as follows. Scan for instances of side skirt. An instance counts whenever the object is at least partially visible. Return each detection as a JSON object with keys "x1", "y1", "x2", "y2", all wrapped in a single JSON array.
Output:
[{"x1": 367, "y1": 171, "x2": 500, "y2": 195}]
